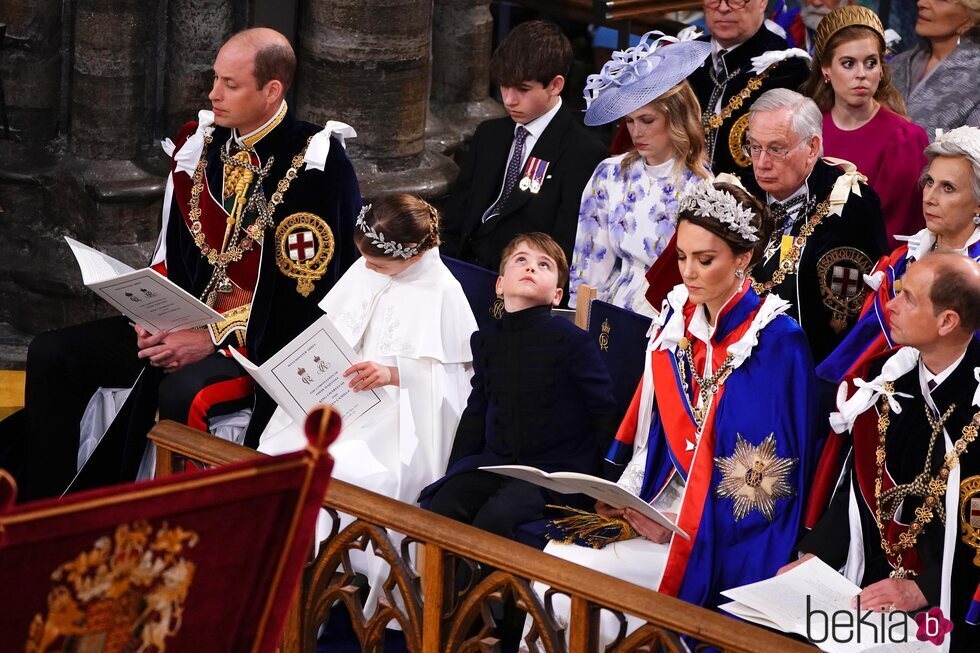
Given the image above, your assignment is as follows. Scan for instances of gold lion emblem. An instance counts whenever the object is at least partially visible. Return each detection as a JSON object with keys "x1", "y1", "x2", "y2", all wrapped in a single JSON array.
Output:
[{"x1": 25, "y1": 520, "x2": 198, "y2": 653}]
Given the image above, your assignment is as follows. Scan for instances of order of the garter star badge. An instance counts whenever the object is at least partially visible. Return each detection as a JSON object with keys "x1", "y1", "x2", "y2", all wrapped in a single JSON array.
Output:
[
  {"x1": 275, "y1": 211, "x2": 335, "y2": 297},
  {"x1": 728, "y1": 113, "x2": 751, "y2": 168},
  {"x1": 816, "y1": 246, "x2": 873, "y2": 333},
  {"x1": 960, "y1": 475, "x2": 980, "y2": 567},
  {"x1": 715, "y1": 433, "x2": 797, "y2": 522}
]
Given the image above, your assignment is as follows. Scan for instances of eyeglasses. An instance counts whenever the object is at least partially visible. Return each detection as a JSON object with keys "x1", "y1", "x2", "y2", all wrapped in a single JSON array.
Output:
[
  {"x1": 742, "y1": 139, "x2": 807, "y2": 161},
  {"x1": 704, "y1": 0, "x2": 753, "y2": 9}
]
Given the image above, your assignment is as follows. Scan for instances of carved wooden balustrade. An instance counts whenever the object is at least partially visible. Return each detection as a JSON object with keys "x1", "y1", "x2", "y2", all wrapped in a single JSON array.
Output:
[{"x1": 149, "y1": 420, "x2": 816, "y2": 653}]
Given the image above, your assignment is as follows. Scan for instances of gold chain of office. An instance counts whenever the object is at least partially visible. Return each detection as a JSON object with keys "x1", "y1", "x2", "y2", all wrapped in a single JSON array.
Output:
[
  {"x1": 873, "y1": 382, "x2": 980, "y2": 579},
  {"x1": 675, "y1": 336, "x2": 736, "y2": 428},
  {"x1": 187, "y1": 134, "x2": 312, "y2": 305},
  {"x1": 749, "y1": 201, "x2": 832, "y2": 296},
  {"x1": 702, "y1": 63, "x2": 775, "y2": 159}
]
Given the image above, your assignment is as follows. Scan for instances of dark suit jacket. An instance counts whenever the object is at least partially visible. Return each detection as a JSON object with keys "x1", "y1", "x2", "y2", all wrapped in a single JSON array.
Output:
[
  {"x1": 440, "y1": 105, "x2": 607, "y2": 274},
  {"x1": 743, "y1": 159, "x2": 888, "y2": 364},
  {"x1": 688, "y1": 26, "x2": 809, "y2": 176},
  {"x1": 419, "y1": 305, "x2": 619, "y2": 508},
  {"x1": 798, "y1": 340, "x2": 980, "y2": 652}
]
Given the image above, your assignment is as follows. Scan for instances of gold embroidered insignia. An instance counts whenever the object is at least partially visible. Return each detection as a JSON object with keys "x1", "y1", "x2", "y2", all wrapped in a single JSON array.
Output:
[
  {"x1": 598, "y1": 318, "x2": 611, "y2": 351},
  {"x1": 715, "y1": 433, "x2": 797, "y2": 522},
  {"x1": 816, "y1": 246, "x2": 873, "y2": 333},
  {"x1": 275, "y1": 212, "x2": 335, "y2": 297},
  {"x1": 960, "y1": 475, "x2": 980, "y2": 567},
  {"x1": 25, "y1": 520, "x2": 198, "y2": 653},
  {"x1": 728, "y1": 113, "x2": 751, "y2": 168},
  {"x1": 490, "y1": 297, "x2": 504, "y2": 320}
]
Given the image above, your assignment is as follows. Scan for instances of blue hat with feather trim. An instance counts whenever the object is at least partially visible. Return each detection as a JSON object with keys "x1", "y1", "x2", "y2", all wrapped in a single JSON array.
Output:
[{"x1": 583, "y1": 29, "x2": 711, "y2": 127}]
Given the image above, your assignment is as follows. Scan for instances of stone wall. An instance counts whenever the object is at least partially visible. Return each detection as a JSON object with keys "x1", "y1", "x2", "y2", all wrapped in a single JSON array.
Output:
[{"x1": 0, "y1": 0, "x2": 501, "y2": 368}]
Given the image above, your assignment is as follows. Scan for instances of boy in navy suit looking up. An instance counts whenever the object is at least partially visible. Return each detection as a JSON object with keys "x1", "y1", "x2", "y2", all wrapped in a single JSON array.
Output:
[
  {"x1": 440, "y1": 21, "x2": 607, "y2": 284},
  {"x1": 422, "y1": 233, "x2": 617, "y2": 542}
]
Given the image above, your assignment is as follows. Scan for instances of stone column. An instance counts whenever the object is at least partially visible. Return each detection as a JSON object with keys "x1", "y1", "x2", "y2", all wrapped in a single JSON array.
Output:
[
  {"x1": 71, "y1": 0, "x2": 151, "y2": 160},
  {"x1": 427, "y1": 0, "x2": 504, "y2": 154},
  {"x1": 164, "y1": 0, "x2": 235, "y2": 137},
  {"x1": 0, "y1": 0, "x2": 164, "y2": 358},
  {"x1": 295, "y1": 0, "x2": 456, "y2": 200},
  {"x1": 0, "y1": 0, "x2": 62, "y2": 142}
]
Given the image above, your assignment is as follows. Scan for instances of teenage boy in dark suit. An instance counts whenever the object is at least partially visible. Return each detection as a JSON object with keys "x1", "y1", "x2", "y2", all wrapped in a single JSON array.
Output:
[{"x1": 440, "y1": 20, "x2": 607, "y2": 280}]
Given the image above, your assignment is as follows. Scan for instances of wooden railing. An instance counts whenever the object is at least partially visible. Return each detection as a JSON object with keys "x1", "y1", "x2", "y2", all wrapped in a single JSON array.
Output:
[{"x1": 150, "y1": 420, "x2": 816, "y2": 653}]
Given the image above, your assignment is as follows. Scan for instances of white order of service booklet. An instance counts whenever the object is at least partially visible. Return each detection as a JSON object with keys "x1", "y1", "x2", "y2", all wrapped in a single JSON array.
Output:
[
  {"x1": 230, "y1": 313, "x2": 394, "y2": 430},
  {"x1": 478, "y1": 464, "x2": 688, "y2": 539},
  {"x1": 720, "y1": 557, "x2": 932, "y2": 652},
  {"x1": 66, "y1": 237, "x2": 222, "y2": 334}
]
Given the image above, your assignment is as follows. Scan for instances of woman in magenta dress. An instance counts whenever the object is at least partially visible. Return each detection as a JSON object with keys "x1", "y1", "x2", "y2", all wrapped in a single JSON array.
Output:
[{"x1": 803, "y1": 6, "x2": 929, "y2": 247}]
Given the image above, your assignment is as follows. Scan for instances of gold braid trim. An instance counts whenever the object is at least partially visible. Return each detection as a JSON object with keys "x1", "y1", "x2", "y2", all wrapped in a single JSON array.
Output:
[
  {"x1": 544, "y1": 505, "x2": 638, "y2": 549},
  {"x1": 207, "y1": 303, "x2": 250, "y2": 348}
]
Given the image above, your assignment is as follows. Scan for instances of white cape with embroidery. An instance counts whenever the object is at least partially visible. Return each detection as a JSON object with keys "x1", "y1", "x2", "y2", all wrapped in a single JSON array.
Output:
[{"x1": 258, "y1": 247, "x2": 477, "y2": 615}]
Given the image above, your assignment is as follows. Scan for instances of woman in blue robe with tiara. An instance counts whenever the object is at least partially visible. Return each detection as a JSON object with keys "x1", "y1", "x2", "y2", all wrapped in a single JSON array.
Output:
[{"x1": 528, "y1": 178, "x2": 819, "y2": 646}]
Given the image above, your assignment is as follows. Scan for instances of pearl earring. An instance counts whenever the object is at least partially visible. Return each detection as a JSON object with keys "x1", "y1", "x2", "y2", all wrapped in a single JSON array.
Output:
[
  {"x1": 735, "y1": 268, "x2": 745, "y2": 280},
  {"x1": 973, "y1": 212, "x2": 980, "y2": 226}
]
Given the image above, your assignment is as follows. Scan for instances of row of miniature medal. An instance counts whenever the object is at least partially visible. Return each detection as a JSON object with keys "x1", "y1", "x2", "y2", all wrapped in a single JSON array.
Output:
[{"x1": 518, "y1": 156, "x2": 550, "y2": 194}]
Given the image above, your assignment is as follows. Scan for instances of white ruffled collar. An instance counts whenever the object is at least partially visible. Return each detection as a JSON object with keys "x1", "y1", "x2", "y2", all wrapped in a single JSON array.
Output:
[
  {"x1": 649, "y1": 282, "x2": 791, "y2": 372},
  {"x1": 896, "y1": 225, "x2": 980, "y2": 262}
]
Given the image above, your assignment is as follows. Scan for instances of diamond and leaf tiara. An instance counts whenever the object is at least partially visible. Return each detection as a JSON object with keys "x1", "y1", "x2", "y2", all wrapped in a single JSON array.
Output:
[
  {"x1": 355, "y1": 204, "x2": 421, "y2": 260},
  {"x1": 679, "y1": 180, "x2": 759, "y2": 243}
]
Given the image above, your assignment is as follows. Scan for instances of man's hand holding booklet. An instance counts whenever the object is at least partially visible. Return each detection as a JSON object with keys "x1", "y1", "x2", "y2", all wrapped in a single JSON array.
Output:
[{"x1": 720, "y1": 557, "x2": 933, "y2": 652}]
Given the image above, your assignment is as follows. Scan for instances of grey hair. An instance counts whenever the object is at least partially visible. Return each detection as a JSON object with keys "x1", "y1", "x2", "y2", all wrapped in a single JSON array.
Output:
[
  {"x1": 748, "y1": 89, "x2": 824, "y2": 156},
  {"x1": 922, "y1": 138, "x2": 980, "y2": 203}
]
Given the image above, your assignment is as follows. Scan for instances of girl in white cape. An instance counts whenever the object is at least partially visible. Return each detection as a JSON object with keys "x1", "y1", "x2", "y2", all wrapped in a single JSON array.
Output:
[{"x1": 259, "y1": 193, "x2": 478, "y2": 616}]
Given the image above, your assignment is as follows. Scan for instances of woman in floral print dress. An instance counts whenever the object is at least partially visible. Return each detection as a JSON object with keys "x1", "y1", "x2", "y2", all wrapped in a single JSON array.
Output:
[{"x1": 570, "y1": 32, "x2": 713, "y2": 316}]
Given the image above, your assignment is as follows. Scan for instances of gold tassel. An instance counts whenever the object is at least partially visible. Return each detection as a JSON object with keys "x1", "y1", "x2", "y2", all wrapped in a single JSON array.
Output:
[{"x1": 544, "y1": 505, "x2": 638, "y2": 549}]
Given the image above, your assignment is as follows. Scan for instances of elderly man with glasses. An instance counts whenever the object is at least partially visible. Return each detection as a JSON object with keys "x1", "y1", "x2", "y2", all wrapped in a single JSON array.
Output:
[
  {"x1": 740, "y1": 88, "x2": 888, "y2": 365},
  {"x1": 688, "y1": 0, "x2": 811, "y2": 175}
]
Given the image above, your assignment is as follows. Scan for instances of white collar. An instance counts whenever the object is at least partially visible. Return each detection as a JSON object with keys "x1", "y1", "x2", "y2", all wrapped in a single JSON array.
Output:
[
  {"x1": 234, "y1": 100, "x2": 287, "y2": 147},
  {"x1": 644, "y1": 157, "x2": 676, "y2": 179},
  {"x1": 897, "y1": 225, "x2": 980, "y2": 262},
  {"x1": 518, "y1": 97, "x2": 562, "y2": 139},
  {"x1": 921, "y1": 347, "x2": 969, "y2": 389},
  {"x1": 390, "y1": 247, "x2": 441, "y2": 282},
  {"x1": 712, "y1": 39, "x2": 742, "y2": 59},
  {"x1": 688, "y1": 284, "x2": 743, "y2": 343}
]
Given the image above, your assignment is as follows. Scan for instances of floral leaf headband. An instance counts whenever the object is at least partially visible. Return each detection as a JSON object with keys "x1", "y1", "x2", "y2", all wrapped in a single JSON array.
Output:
[
  {"x1": 935, "y1": 126, "x2": 980, "y2": 165},
  {"x1": 582, "y1": 27, "x2": 703, "y2": 110},
  {"x1": 679, "y1": 180, "x2": 759, "y2": 243},
  {"x1": 355, "y1": 204, "x2": 421, "y2": 260}
]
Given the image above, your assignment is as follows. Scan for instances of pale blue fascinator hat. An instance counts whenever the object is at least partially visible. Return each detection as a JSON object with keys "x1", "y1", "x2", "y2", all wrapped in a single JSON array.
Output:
[{"x1": 583, "y1": 29, "x2": 711, "y2": 127}]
